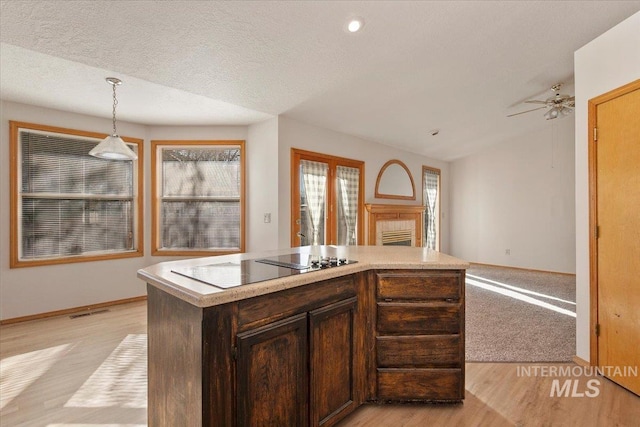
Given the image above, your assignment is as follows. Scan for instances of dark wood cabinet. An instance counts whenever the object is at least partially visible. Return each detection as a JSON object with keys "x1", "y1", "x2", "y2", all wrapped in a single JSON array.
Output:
[
  {"x1": 374, "y1": 270, "x2": 465, "y2": 402},
  {"x1": 235, "y1": 297, "x2": 358, "y2": 427},
  {"x1": 235, "y1": 278, "x2": 360, "y2": 427},
  {"x1": 146, "y1": 267, "x2": 465, "y2": 426},
  {"x1": 237, "y1": 313, "x2": 309, "y2": 427},
  {"x1": 309, "y1": 297, "x2": 358, "y2": 426}
]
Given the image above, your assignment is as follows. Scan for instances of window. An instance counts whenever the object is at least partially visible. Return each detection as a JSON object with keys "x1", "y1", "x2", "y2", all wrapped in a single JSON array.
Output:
[
  {"x1": 9, "y1": 121, "x2": 143, "y2": 268},
  {"x1": 422, "y1": 166, "x2": 441, "y2": 251},
  {"x1": 291, "y1": 149, "x2": 364, "y2": 246},
  {"x1": 152, "y1": 140, "x2": 245, "y2": 255}
]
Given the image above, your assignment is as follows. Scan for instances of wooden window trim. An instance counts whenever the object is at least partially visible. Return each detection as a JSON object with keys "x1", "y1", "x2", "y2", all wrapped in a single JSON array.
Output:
[
  {"x1": 375, "y1": 159, "x2": 416, "y2": 200},
  {"x1": 290, "y1": 148, "x2": 365, "y2": 247},
  {"x1": 151, "y1": 140, "x2": 246, "y2": 256},
  {"x1": 9, "y1": 121, "x2": 144, "y2": 268}
]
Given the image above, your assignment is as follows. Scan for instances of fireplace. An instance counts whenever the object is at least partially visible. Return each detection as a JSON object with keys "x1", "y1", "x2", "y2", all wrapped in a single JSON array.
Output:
[{"x1": 365, "y1": 204, "x2": 424, "y2": 247}]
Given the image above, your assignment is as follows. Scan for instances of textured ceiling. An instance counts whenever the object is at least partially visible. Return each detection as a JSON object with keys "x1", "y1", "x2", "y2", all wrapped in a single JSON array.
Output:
[{"x1": 1, "y1": 1, "x2": 639, "y2": 160}]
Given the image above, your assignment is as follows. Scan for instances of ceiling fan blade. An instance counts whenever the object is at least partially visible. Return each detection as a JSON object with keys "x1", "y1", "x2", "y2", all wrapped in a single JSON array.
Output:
[
  {"x1": 507, "y1": 106, "x2": 547, "y2": 117},
  {"x1": 524, "y1": 100, "x2": 548, "y2": 105}
]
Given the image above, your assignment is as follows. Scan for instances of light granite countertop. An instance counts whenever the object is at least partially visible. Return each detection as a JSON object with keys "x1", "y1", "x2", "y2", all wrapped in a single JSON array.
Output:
[{"x1": 138, "y1": 245, "x2": 469, "y2": 308}]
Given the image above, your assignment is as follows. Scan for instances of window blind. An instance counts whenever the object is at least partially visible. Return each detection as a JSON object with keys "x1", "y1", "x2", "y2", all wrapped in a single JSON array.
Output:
[{"x1": 19, "y1": 130, "x2": 136, "y2": 259}]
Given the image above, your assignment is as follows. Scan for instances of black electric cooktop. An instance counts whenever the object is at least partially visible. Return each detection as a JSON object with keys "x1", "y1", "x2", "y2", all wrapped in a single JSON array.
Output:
[{"x1": 171, "y1": 252, "x2": 357, "y2": 290}]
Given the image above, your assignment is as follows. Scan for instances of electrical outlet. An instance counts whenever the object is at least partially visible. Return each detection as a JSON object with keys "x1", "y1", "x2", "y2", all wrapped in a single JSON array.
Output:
[
  {"x1": 264, "y1": 213, "x2": 271, "y2": 223},
  {"x1": 505, "y1": 249, "x2": 511, "y2": 255}
]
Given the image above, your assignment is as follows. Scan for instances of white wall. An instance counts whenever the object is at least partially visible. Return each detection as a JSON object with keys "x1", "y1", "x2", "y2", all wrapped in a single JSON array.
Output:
[
  {"x1": 574, "y1": 11, "x2": 640, "y2": 361},
  {"x1": 277, "y1": 115, "x2": 451, "y2": 252},
  {"x1": 449, "y1": 118, "x2": 576, "y2": 274},
  {"x1": 1, "y1": 104, "x2": 450, "y2": 320},
  {"x1": 0, "y1": 101, "x2": 281, "y2": 320},
  {"x1": 247, "y1": 118, "x2": 280, "y2": 252},
  {"x1": 0, "y1": 101, "x2": 149, "y2": 320}
]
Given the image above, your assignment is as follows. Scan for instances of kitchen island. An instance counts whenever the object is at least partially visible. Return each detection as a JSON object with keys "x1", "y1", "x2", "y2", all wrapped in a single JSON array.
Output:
[{"x1": 138, "y1": 245, "x2": 469, "y2": 427}]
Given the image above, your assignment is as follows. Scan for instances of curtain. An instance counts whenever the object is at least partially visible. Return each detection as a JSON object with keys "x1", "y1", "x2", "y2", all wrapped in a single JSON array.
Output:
[
  {"x1": 423, "y1": 169, "x2": 439, "y2": 250},
  {"x1": 301, "y1": 160, "x2": 328, "y2": 245},
  {"x1": 337, "y1": 166, "x2": 360, "y2": 245}
]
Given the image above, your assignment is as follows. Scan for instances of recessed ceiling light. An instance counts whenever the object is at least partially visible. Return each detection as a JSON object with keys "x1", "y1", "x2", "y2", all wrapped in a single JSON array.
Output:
[{"x1": 347, "y1": 18, "x2": 364, "y2": 33}]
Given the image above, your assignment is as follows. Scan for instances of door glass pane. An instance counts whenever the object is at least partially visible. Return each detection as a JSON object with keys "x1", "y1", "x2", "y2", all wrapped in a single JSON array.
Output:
[
  {"x1": 299, "y1": 160, "x2": 328, "y2": 245},
  {"x1": 336, "y1": 166, "x2": 360, "y2": 245},
  {"x1": 423, "y1": 169, "x2": 440, "y2": 250}
]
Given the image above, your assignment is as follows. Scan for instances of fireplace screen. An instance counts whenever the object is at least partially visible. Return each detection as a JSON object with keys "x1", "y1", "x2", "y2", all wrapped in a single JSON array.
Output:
[{"x1": 381, "y1": 229, "x2": 413, "y2": 246}]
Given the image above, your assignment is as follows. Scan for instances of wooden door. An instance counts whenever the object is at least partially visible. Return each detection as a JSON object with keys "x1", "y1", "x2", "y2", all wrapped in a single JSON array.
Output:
[
  {"x1": 291, "y1": 148, "x2": 364, "y2": 247},
  {"x1": 236, "y1": 313, "x2": 309, "y2": 426},
  {"x1": 309, "y1": 297, "x2": 358, "y2": 427},
  {"x1": 590, "y1": 80, "x2": 640, "y2": 395}
]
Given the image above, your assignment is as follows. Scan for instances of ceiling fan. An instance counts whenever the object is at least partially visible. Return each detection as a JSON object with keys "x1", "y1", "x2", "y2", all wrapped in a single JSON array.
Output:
[{"x1": 508, "y1": 83, "x2": 575, "y2": 120}]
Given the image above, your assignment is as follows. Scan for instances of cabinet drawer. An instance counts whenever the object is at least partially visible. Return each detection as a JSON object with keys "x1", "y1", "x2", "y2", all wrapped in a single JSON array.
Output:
[
  {"x1": 377, "y1": 271, "x2": 462, "y2": 301},
  {"x1": 377, "y1": 368, "x2": 463, "y2": 401},
  {"x1": 377, "y1": 335, "x2": 461, "y2": 367},
  {"x1": 238, "y1": 275, "x2": 356, "y2": 330},
  {"x1": 377, "y1": 302, "x2": 460, "y2": 334}
]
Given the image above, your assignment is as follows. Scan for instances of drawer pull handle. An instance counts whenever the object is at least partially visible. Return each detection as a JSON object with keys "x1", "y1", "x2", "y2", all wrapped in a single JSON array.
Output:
[{"x1": 384, "y1": 298, "x2": 393, "y2": 302}]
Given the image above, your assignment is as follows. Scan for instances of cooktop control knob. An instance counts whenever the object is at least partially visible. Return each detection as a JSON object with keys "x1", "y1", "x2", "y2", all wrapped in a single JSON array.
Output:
[
  {"x1": 339, "y1": 258, "x2": 347, "y2": 265},
  {"x1": 320, "y1": 259, "x2": 329, "y2": 268},
  {"x1": 329, "y1": 257, "x2": 338, "y2": 266}
]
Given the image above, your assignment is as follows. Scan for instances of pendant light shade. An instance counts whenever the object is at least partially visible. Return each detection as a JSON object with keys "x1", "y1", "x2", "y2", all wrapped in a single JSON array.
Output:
[
  {"x1": 89, "y1": 77, "x2": 137, "y2": 160},
  {"x1": 89, "y1": 134, "x2": 137, "y2": 160}
]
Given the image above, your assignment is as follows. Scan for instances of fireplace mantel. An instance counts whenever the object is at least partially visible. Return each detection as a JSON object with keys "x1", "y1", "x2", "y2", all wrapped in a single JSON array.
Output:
[{"x1": 364, "y1": 203, "x2": 424, "y2": 247}]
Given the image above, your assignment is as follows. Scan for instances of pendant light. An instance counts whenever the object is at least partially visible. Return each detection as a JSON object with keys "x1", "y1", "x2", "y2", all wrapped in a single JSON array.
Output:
[{"x1": 89, "y1": 77, "x2": 138, "y2": 160}]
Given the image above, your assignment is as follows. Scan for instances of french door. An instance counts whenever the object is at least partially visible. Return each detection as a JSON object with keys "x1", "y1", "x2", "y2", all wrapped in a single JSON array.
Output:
[{"x1": 291, "y1": 149, "x2": 364, "y2": 247}]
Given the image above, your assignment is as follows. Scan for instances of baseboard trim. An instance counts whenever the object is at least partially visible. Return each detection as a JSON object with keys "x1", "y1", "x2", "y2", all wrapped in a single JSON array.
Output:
[
  {"x1": 0, "y1": 295, "x2": 147, "y2": 325},
  {"x1": 470, "y1": 262, "x2": 576, "y2": 277},
  {"x1": 572, "y1": 355, "x2": 591, "y2": 367}
]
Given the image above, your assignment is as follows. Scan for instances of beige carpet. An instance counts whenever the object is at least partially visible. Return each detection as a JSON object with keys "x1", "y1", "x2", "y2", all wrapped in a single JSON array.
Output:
[{"x1": 465, "y1": 264, "x2": 576, "y2": 362}]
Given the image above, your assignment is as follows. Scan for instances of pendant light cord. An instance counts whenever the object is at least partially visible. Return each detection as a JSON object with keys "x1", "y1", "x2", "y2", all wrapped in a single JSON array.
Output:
[{"x1": 112, "y1": 82, "x2": 118, "y2": 135}]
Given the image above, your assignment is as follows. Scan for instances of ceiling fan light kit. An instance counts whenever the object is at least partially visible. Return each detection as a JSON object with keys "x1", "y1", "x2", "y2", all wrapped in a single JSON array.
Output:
[
  {"x1": 507, "y1": 83, "x2": 575, "y2": 120},
  {"x1": 544, "y1": 108, "x2": 560, "y2": 120},
  {"x1": 543, "y1": 105, "x2": 573, "y2": 120}
]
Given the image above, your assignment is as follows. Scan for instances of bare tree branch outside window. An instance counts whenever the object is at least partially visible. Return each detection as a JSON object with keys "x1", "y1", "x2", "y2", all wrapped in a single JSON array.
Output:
[{"x1": 159, "y1": 146, "x2": 242, "y2": 251}]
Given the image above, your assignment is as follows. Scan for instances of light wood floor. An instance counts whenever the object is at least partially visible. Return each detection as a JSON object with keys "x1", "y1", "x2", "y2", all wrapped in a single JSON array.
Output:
[{"x1": 1, "y1": 301, "x2": 638, "y2": 426}]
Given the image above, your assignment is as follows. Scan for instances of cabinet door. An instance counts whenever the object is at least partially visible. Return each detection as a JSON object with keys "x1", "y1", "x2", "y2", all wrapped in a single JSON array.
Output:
[
  {"x1": 237, "y1": 313, "x2": 308, "y2": 427},
  {"x1": 309, "y1": 297, "x2": 358, "y2": 427}
]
